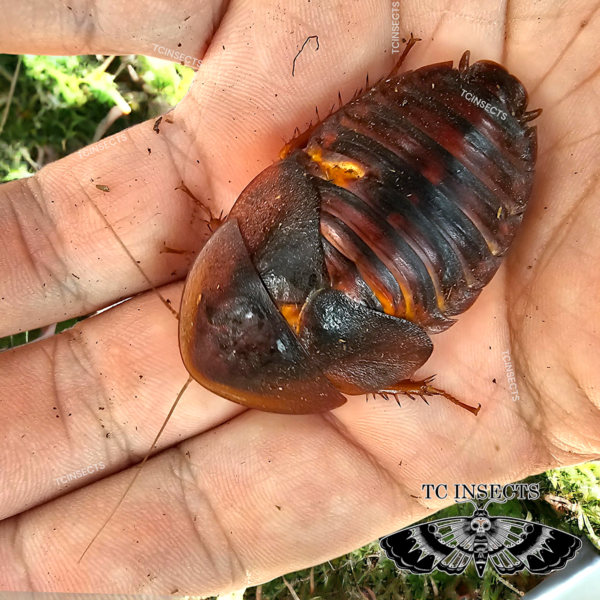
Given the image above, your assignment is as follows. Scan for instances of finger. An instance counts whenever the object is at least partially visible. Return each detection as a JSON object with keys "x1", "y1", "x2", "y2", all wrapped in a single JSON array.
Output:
[
  {"x1": 0, "y1": 117, "x2": 211, "y2": 337},
  {"x1": 0, "y1": 1, "x2": 394, "y2": 337},
  {"x1": 0, "y1": 0, "x2": 225, "y2": 59},
  {"x1": 500, "y1": 0, "x2": 600, "y2": 443},
  {"x1": 0, "y1": 283, "x2": 244, "y2": 521},
  {"x1": 0, "y1": 396, "x2": 558, "y2": 595},
  {"x1": 504, "y1": 0, "x2": 600, "y2": 94},
  {"x1": 0, "y1": 410, "x2": 423, "y2": 595},
  {"x1": 4, "y1": 311, "x2": 596, "y2": 599},
  {"x1": 397, "y1": 0, "x2": 508, "y2": 68}
]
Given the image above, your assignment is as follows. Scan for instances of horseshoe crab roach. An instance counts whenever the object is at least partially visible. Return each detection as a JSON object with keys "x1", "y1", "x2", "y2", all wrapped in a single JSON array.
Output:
[
  {"x1": 178, "y1": 49, "x2": 539, "y2": 416},
  {"x1": 80, "y1": 45, "x2": 541, "y2": 562}
]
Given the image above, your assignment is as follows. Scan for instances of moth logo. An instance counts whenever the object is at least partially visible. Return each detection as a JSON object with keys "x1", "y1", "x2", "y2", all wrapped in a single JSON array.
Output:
[{"x1": 380, "y1": 498, "x2": 581, "y2": 578}]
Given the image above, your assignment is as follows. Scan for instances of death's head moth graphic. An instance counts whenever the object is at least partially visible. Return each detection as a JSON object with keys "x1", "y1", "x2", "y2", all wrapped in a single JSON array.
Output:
[{"x1": 380, "y1": 499, "x2": 582, "y2": 577}]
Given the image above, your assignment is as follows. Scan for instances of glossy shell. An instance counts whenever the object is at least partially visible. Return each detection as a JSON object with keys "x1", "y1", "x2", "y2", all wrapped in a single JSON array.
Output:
[{"x1": 179, "y1": 54, "x2": 538, "y2": 414}]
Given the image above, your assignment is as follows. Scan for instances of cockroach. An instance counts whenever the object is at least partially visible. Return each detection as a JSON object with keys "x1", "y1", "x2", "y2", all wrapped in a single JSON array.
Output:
[
  {"x1": 81, "y1": 43, "x2": 540, "y2": 559},
  {"x1": 179, "y1": 48, "x2": 539, "y2": 415}
]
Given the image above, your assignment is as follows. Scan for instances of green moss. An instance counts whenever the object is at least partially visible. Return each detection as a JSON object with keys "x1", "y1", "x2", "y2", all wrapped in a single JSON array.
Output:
[{"x1": 0, "y1": 54, "x2": 195, "y2": 181}]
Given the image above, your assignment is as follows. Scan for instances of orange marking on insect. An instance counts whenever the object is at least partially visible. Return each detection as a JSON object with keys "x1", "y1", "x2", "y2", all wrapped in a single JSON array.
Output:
[
  {"x1": 396, "y1": 281, "x2": 415, "y2": 321},
  {"x1": 280, "y1": 122, "x2": 320, "y2": 158},
  {"x1": 372, "y1": 288, "x2": 396, "y2": 316},
  {"x1": 426, "y1": 268, "x2": 447, "y2": 314},
  {"x1": 306, "y1": 146, "x2": 366, "y2": 187},
  {"x1": 280, "y1": 303, "x2": 303, "y2": 333}
]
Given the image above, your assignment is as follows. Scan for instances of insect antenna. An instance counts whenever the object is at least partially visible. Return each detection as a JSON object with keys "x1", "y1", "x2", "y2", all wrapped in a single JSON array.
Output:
[
  {"x1": 79, "y1": 183, "x2": 203, "y2": 562},
  {"x1": 86, "y1": 196, "x2": 179, "y2": 318},
  {"x1": 78, "y1": 375, "x2": 194, "y2": 563}
]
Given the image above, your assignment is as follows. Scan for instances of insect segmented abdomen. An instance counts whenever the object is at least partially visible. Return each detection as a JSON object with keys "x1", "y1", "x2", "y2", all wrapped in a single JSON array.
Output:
[{"x1": 288, "y1": 57, "x2": 537, "y2": 333}]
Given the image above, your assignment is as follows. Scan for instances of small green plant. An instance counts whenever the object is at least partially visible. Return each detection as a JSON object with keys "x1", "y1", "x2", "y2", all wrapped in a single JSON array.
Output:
[
  {"x1": 0, "y1": 318, "x2": 84, "y2": 352},
  {"x1": 545, "y1": 463, "x2": 600, "y2": 549},
  {"x1": 0, "y1": 53, "x2": 194, "y2": 181}
]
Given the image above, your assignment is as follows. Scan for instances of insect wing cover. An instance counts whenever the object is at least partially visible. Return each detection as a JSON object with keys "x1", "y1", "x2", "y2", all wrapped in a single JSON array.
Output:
[{"x1": 179, "y1": 218, "x2": 346, "y2": 414}]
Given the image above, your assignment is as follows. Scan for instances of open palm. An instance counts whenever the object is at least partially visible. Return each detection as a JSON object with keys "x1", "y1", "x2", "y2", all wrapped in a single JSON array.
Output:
[{"x1": 1, "y1": 0, "x2": 599, "y2": 595}]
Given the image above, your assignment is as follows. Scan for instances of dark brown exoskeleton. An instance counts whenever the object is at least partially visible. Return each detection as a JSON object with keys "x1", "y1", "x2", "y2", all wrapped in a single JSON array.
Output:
[
  {"x1": 80, "y1": 48, "x2": 541, "y2": 561},
  {"x1": 179, "y1": 50, "x2": 539, "y2": 416}
]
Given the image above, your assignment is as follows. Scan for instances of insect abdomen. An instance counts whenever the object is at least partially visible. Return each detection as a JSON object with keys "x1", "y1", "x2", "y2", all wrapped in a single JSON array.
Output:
[{"x1": 288, "y1": 59, "x2": 537, "y2": 333}]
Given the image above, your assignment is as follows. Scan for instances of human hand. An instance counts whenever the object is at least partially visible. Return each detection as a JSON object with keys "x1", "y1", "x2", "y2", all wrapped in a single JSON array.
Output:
[{"x1": 1, "y1": 0, "x2": 599, "y2": 595}]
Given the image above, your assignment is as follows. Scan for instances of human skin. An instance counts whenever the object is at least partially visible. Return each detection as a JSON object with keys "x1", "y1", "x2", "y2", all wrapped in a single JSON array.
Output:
[{"x1": 0, "y1": 0, "x2": 599, "y2": 595}]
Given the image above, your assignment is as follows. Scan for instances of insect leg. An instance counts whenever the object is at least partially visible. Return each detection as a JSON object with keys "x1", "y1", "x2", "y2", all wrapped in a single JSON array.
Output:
[
  {"x1": 390, "y1": 32, "x2": 422, "y2": 76},
  {"x1": 380, "y1": 378, "x2": 481, "y2": 415},
  {"x1": 175, "y1": 181, "x2": 226, "y2": 232}
]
